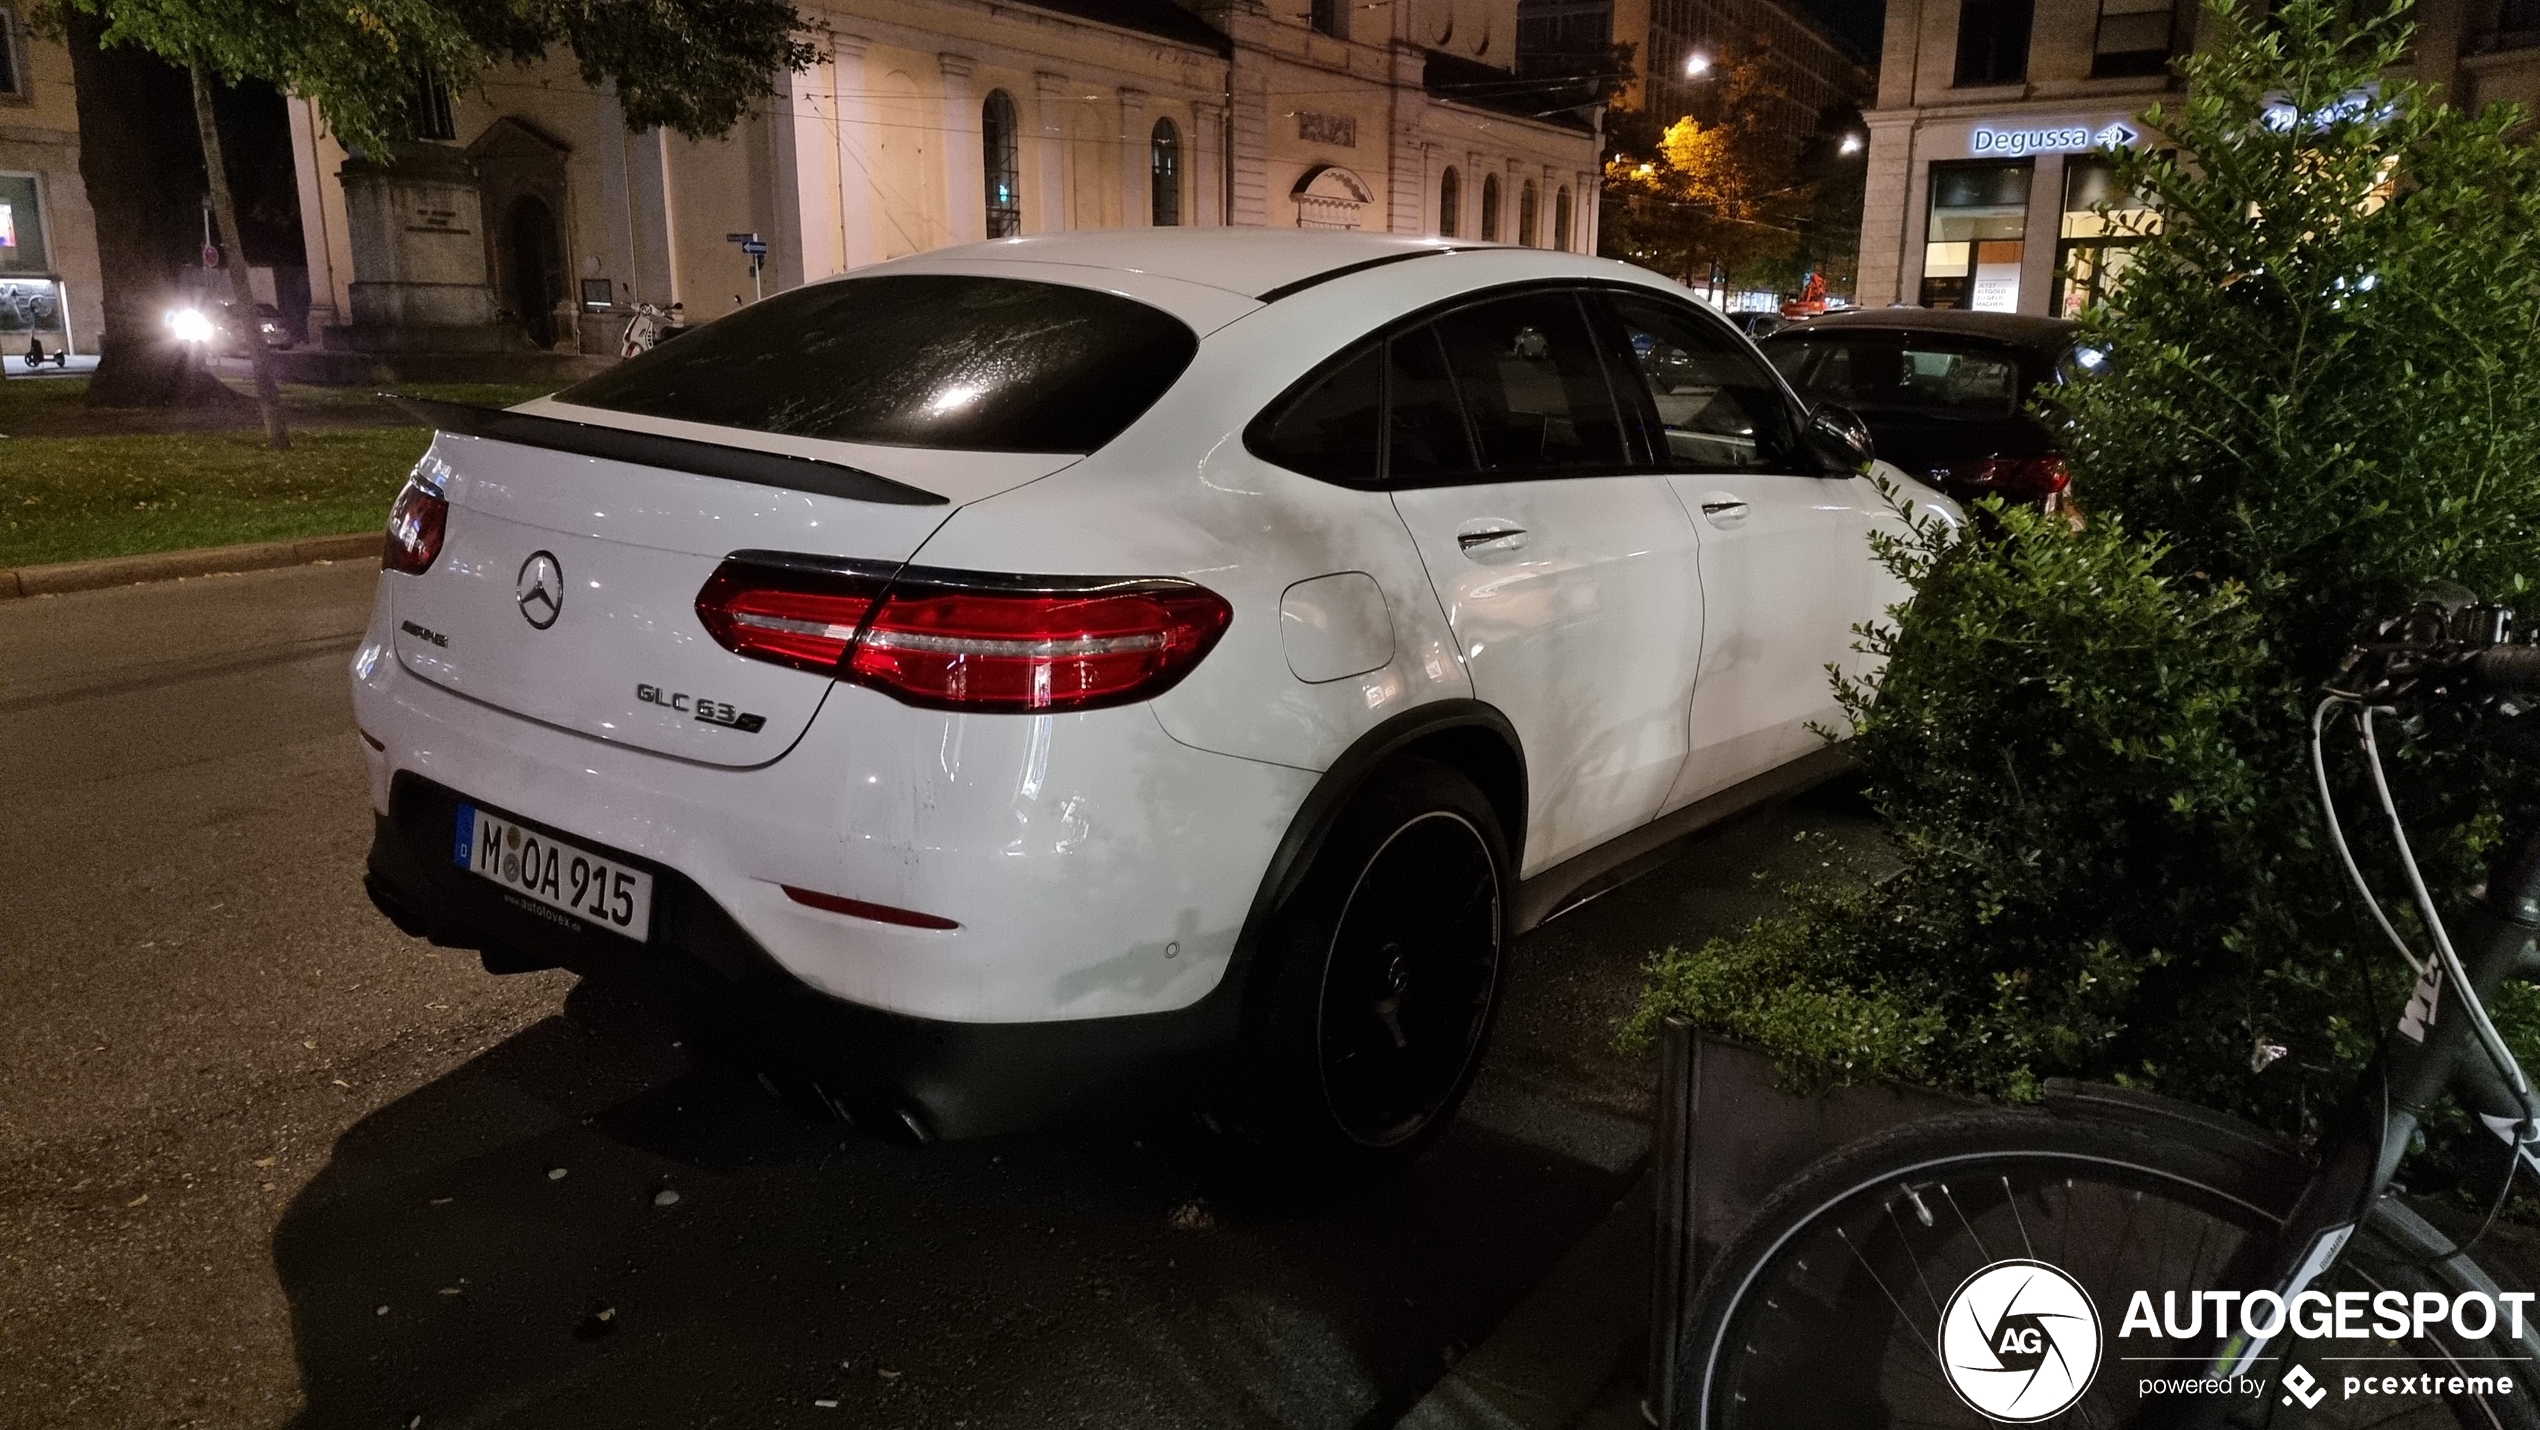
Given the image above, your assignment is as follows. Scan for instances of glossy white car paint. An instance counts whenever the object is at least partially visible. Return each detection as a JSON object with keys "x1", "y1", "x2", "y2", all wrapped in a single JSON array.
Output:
[{"x1": 354, "y1": 228, "x2": 1952, "y2": 1037}]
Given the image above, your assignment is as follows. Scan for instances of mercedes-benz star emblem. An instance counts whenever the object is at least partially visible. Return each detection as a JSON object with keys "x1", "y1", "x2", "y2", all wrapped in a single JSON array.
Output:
[{"x1": 515, "y1": 551, "x2": 564, "y2": 630}]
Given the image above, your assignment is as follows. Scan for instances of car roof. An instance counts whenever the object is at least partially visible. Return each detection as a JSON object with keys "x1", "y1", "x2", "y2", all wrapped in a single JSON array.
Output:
[
  {"x1": 928, "y1": 230, "x2": 1474, "y2": 297},
  {"x1": 1778, "y1": 307, "x2": 2080, "y2": 349}
]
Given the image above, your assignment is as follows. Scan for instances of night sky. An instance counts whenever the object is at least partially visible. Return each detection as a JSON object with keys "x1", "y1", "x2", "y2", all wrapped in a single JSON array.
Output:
[{"x1": 1794, "y1": 0, "x2": 1886, "y2": 60}]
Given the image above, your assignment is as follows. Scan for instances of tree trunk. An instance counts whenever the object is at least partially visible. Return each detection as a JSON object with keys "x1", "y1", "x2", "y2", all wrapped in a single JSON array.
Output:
[
  {"x1": 65, "y1": 11, "x2": 244, "y2": 410},
  {"x1": 191, "y1": 65, "x2": 288, "y2": 449}
]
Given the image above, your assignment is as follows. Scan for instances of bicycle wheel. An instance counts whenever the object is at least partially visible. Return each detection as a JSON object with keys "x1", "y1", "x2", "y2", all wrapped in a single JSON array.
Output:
[{"x1": 1676, "y1": 1104, "x2": 2538, "y2": 1429}]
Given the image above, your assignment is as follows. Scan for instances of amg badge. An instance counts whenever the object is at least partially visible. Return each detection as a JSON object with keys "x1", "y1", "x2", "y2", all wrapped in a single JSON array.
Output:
[{"x1": 637, "y1": 683, "x2": 767, "y2": 733}]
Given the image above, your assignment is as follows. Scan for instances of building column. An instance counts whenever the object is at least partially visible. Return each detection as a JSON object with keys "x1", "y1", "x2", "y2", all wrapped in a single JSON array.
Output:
[
  {"x1": 1192, "y1": 100, "x2": 1225, "y2": 226},
  {"x1": 834, "y1": 35, "x2": 877, "y2": 268},
  {"x1": 1507, "y1": 158, "x2": 1525, "y2": 244},
  {"x1": 2019, "y1": 152, "x2": 2065, "y2": 316},
  {"x1": 1230, "y1": 74, "x2": 1269, "y2": 226},
  {"x1": 1577, "y1": 169, "x2": 1598, "y2": 253},
  {"x1": 285, "y1": 96, "x2": 354, "y2": 329},
  {"x1": 1389, "y1": 126, "x2": 1426, "y2": 235},
  {"x1": 1385, "y1": 44, "x2": 1424, "y2": 236},
  {"x1": 940, "y1": 53, "x2": 983, "y2": 245},
  {"x1": 1856, "y1": 118, "x2": 1914, "y2": 305},
  {"x1": 769, "y1": 62, "x2": 839, "y2": 286},
  {"x1": 1544, "y1": 165, "x2": 1562, "y2": 248},
  {"x1": 1119, "y1": 88, "x2": 1148, "y2": 226},
  {"x1": 1463, "y1": 149, "x2": 1483, "y2": 239},
  {"x1": 1033, "y1": 72, "x2": 1070, "y2": 234}
]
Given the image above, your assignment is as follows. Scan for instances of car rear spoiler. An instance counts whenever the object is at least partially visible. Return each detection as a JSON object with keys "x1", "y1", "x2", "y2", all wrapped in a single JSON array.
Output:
[{"x1": 384, "y1": 396, "x2": 949, "y2": 508}]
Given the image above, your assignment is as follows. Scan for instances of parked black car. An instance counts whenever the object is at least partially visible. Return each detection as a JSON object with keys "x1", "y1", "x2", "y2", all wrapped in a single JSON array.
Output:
[{"x1": 1759, "y1": 309, "x2": 2090, "y2": 508}]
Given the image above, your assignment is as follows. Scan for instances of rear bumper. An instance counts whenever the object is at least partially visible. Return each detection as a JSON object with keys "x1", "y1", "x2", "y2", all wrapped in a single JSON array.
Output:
[{"x1": 366, "y1": 779, "x2": 1245, "y2": 1139}]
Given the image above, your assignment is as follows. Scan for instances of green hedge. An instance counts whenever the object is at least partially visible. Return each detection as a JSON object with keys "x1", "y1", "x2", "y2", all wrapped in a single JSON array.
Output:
[{"x1": 1632, "y1": 0, "x2": 2540, "y2": 1144}]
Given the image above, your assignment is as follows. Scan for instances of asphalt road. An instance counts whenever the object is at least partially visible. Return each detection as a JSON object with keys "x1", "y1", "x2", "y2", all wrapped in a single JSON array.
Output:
[{"x1": 0, "y1": 561, "x2": 1882, "y2": 1430}]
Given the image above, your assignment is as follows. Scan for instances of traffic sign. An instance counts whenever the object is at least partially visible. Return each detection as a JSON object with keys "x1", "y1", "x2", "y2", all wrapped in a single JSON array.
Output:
[
  {"x1": 201, "y1": 244, "x2": 221, "y2": 268},
  {"x1": 739, "y1": 238, "x2": 768, "y2": 257}
]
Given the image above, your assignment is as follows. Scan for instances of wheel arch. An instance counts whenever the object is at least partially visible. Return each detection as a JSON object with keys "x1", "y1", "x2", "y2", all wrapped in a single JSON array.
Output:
[{"x1": 1230, "y1": 698, "x2": 1526, "y2": 975}]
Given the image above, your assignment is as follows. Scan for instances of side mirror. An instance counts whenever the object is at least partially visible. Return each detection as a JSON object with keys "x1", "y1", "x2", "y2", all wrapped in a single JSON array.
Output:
[{"x1": 1806, "y1": 403, "x2": 1876, "y2": 472}]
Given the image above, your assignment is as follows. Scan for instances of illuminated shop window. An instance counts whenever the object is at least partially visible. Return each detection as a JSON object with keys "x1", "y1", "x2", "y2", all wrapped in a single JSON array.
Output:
[
  {"x1": 0, "y1": 173, "x2": 47, "y2": 275},
  {"x1": 2052, "y1": 156, "x2": 2160, "y2": 315},
  {"x1": 1920, "y1": 161, "x2": 2029, "y2": 311}
]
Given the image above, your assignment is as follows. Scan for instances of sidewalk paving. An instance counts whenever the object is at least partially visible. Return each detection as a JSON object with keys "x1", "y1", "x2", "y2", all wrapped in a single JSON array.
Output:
[{"x1": 1397, "y1": 1176, "x2": 1652, "y2": 1430}]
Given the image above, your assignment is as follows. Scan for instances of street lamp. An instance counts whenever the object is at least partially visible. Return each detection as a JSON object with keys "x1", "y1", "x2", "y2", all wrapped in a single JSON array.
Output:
[
  {"x1": 1839, "y1": 133, "x2": 1865, "y2": 156},
  {"x1": 1684, "y1": 52, "x2": 1711, "y2": 77}
]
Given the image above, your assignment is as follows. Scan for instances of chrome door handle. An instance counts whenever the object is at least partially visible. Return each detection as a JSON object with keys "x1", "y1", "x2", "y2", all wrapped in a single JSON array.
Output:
[
  {"x1": 1457, "y1": 526, "x2": 1527, "y2": 551},
  {"x1": 1698, "y1": 497, "x2": 1751, "y2": 528}
]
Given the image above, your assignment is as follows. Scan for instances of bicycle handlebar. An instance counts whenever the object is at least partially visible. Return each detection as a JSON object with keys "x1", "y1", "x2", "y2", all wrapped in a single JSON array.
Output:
[{"x1": 2475, "y1": 643, "x2": 2540, "y2": 700}]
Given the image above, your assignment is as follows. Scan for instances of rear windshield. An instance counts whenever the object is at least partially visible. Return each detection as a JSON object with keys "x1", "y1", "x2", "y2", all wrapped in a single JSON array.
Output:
[
  {"x1": 1764, "y1": 336, "x2": 2030, "y2": 419},
  {"x1": 555, "y1": 274, "x2": 1199, "y2": 454}
]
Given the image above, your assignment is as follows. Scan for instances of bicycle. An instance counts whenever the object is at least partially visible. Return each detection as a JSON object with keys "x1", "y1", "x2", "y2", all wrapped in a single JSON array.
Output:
[{"x1": 1673, "y1": 594, "x2": 2540, "y2": 1427}]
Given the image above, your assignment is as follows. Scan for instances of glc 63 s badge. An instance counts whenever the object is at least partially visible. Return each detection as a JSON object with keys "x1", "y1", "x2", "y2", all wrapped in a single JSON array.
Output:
[{"x1": 636, "y1": 683, "x2": 766, "y2": 733}]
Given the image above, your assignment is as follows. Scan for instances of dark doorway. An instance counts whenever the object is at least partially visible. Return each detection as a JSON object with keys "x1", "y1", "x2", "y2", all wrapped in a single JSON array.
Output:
[{"x1": 504, "y1": 197, "x2": 564, "y2": 348}]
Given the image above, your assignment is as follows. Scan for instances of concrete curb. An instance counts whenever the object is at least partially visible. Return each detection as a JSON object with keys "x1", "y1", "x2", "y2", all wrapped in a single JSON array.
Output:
[
  {"x1": 0, "y1": 532, "x2": 377, "y2": 600},
  {"x1": 1397, "y1": 1173, "x2": 1652, "y2": 1430}
]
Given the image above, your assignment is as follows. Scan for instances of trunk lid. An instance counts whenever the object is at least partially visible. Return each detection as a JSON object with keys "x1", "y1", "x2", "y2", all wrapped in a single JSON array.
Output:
[{"x1": 386, "y1": 418, "x2": 1073, "y2": 767}]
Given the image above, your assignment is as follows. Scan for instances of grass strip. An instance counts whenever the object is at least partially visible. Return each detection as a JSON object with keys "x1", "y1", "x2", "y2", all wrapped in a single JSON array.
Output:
[{"x1": 0, "y1": 426, "x2": 429, "y2": 568}]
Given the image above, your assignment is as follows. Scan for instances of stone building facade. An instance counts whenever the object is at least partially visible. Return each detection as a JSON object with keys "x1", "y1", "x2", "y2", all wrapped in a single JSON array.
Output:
[
  {"x1": 1857, "y1": 0, "x2": 2540, "y2": 315},
  {"x1": 287, "y1": 0, "x2": 1604, "y2": 363},
  {"x1": 0, "y1": 6, "x2": 100, "y2": 357}
]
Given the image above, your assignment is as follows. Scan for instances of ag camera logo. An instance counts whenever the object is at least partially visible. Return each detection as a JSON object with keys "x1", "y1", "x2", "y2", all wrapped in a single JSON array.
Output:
[{"x1": 1939, "y1": 1259, "x2": 2103, "y2": 1422}]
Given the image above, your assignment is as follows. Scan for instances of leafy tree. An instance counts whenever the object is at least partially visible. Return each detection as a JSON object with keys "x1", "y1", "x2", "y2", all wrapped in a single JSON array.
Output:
[
  {"x1": 53, "y1": 0, "x2": 814, "y2": 441},
  {"x1": 1630, "y1": 0, "x2": 2540, "y2": 1174},
  {"x1": 1598, "y1": 48, "x2": 1811, "y2": 289}
]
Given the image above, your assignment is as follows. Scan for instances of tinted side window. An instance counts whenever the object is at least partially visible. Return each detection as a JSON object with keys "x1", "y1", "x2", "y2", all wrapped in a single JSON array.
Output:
[
  {"x1": 1768, "y1": 336, "x2": 2025, "y2": 419},
  {"x1": 1431, "y1": 291, "x2": 1632, "y2": 475},
  {"x1": 1386, "y1": 326, "x2": 1473, "y2": 480},
  {"x1": 556, "y1": 274, "x2": 1198, "y2": 454},
  {"x1": 1605, "y1": 294, "x2": 1800, "y2": 471},
  {"x1": 1248, "y1": 340, "x2": 1383, "y2": 484}
]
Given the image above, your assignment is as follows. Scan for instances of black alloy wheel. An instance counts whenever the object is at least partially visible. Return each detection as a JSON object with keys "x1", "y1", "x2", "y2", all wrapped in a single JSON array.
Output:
[
  {"x1": 1316, "y1": 808, "x2": 1502, "y2": 1147},
  {"x1": 1243, "y1": 757, "x2": 1510, "y2": 1173}
]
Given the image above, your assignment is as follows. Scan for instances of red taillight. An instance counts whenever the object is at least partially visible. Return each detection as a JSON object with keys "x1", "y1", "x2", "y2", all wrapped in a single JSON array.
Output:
[
  {"x1": 694, "y1": 562, "x2": 887, "y2": 675},
  {"x1": 1956, "y1": 454, "x2": 2071, "y2": 499},
  {"x1": 695, "y1": 559, "x2": 1234, "y2": 713},
  {"x1": 383, "y1": 479, "x2": 447, "y2": 574}
]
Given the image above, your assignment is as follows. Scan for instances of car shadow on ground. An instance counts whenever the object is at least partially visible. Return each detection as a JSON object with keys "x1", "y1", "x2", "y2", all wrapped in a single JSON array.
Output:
[{"x1": 270, "y1": 978, "x2": 1630, "y2": 1430}]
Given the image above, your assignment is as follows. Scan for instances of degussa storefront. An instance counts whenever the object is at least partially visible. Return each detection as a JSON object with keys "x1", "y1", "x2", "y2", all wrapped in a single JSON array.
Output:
[{"x1": 1864, "y1": 113, "x2": 2163, "y2": 316}]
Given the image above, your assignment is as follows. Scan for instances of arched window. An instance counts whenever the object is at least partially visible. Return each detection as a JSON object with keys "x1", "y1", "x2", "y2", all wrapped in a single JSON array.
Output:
[
  {"x1": 1554, "y1": 186, "x2": 1573, "y2": 251},
  {"x1": 1519, "y1": 180, "x2": 1539, "y2": 246},
  {"x1": 1150, "y1": 118, "x2": 1181, "y2": 226},
  {"x1": 1480, "y1": 172, "x2": 1501, "y2": 241},
  {"x1": 1438, "y1": 166, "x2": 1460, "y2": 238},
  {"x1": 982, "y1": 89, "x2": 1021, "y2": 238}
]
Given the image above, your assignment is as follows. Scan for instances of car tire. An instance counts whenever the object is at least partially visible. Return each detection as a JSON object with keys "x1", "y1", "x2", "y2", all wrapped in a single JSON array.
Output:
[{"x1": 1238, "y1": 757, "x2": 1510, "y2": 1175}]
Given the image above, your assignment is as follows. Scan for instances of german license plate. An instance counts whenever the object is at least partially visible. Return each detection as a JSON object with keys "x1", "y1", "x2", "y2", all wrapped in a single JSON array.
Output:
[{"x1": 454, "y1": 803, "x2": 653, "y2": 940}]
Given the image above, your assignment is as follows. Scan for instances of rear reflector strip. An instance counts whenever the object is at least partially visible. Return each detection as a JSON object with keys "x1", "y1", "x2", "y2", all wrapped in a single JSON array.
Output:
[{"x1": 782, "y1": 885, "x2": 960, "y2": 930}]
